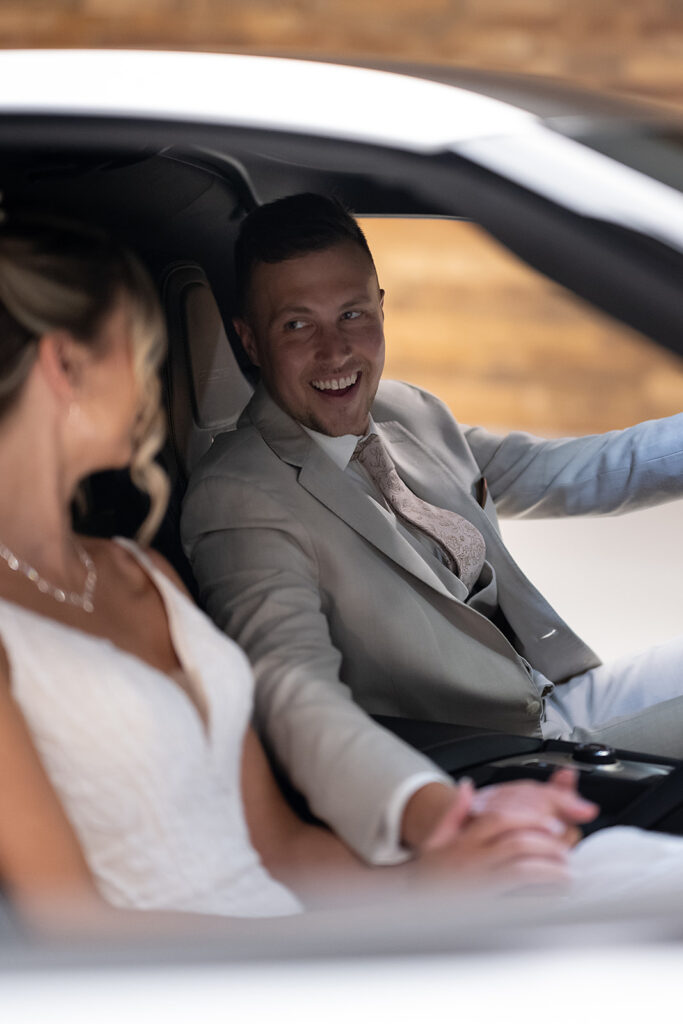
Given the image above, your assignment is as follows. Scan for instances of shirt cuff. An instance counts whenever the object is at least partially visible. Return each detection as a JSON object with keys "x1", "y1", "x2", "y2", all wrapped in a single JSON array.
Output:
[{"x1": 370, "y1": 771, "x2": 455, "y2": 866}]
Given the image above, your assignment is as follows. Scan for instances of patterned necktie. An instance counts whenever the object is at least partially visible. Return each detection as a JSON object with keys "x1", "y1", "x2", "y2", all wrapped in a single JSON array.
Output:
[{"x1": 352, "y1": 433, "x2": 486, "y2": 590}]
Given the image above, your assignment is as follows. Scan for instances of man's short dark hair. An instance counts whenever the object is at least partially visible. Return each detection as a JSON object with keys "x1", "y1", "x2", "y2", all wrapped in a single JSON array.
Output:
[{"x1": 233, "y1": 193, "x2": 374, "y2": 317}]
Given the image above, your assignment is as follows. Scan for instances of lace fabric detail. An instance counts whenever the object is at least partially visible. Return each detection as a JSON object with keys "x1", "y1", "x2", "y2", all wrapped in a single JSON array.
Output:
[{"x1": 0, "y1": 538, "x2": 300, "y2": 918}]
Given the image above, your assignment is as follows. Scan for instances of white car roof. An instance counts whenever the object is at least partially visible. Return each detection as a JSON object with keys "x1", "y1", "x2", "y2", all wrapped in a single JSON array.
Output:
[{"x1": 0, "y1": 49, "x2": 538, "y2": 150}]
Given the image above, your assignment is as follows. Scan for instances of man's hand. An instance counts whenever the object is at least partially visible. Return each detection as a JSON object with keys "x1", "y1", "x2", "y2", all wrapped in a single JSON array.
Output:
[
  {"x1": 402, "y1": 770, "x2": 599, "y2": 889},
  {"x1": 469, "y1": 768, "x2": 598, "y2": 848}
]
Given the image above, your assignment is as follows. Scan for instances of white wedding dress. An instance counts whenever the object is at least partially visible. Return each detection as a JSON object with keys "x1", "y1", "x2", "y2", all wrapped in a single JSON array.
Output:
[{"x1": 0, "y1": 538, "x2": 301, "y2": 918}]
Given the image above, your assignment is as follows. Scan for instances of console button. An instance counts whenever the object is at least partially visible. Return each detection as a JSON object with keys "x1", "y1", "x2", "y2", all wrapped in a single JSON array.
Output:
[{"x1": 572, "y1": 743, "x2": 618, "y2": 765}]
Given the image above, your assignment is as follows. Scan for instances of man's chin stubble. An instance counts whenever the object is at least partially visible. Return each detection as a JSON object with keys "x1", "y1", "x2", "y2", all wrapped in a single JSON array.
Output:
[{"x1": 306, "y1": 409, "x2": 368, "y2": 438}]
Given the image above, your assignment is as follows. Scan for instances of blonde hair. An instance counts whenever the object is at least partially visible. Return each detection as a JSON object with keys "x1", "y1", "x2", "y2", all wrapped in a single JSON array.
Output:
[{"x1": 0, "y1": 221, "x2": 169, "y2": 545}]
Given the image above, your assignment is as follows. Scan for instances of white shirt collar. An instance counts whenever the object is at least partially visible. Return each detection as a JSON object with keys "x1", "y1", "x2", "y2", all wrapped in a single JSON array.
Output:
[{"x1": 302, "y1": 417, "x2": 377, "y2": 472}]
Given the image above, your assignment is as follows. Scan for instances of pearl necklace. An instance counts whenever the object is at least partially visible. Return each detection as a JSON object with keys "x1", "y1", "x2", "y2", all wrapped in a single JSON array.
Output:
[{"x1": 0, "y1": 539, "x2": 97, "y2": 613}]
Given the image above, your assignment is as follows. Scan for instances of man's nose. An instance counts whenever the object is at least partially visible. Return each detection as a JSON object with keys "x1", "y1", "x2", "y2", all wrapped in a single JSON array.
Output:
[{"x1": 315, "y1": 322, "x2": 351, "y2": 363}]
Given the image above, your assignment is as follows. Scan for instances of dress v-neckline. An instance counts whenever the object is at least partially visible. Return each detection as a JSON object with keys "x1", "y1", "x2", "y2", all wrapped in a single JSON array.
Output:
[{"x1": 0, "y1": 537, "x2": 213, "y2": 743}]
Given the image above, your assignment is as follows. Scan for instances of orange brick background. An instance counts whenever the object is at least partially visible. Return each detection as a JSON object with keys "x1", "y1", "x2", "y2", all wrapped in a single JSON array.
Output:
[{"x1": 1, "y1": 0, "x2": 682, "y2": 433}]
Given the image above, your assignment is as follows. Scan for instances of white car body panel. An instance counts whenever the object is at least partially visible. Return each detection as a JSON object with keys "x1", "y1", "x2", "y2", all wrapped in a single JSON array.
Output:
[{"x1": 0, "y1": 49, "x2": 537, "y2": 149}]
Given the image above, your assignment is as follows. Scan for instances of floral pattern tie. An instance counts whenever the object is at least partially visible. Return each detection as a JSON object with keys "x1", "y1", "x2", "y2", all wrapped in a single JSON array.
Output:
[{"x1": 352, "y1": 433, "x2": 486, "y2": 591}]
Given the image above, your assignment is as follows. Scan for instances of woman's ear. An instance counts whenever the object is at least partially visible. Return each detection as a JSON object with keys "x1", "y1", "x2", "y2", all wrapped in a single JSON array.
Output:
[{"x1": 36, "y1": 331, "x2": 88, "y2": 403}]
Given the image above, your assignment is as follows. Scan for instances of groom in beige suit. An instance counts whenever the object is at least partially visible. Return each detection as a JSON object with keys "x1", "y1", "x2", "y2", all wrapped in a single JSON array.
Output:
[{"x1": 182, "y1": 193, "x2": 683, "y2": 865}]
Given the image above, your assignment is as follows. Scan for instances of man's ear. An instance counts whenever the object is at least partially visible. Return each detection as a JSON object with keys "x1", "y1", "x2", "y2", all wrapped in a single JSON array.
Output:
[
  {"x1": 36, "y1": 331, "x2": 87, "y2": 403},
  {"x1": 379, "y1": 288, "x2": 385, "y2": 319},
  {"x1": 233, "y1": 318, "x2": 261, "y2": 367}
]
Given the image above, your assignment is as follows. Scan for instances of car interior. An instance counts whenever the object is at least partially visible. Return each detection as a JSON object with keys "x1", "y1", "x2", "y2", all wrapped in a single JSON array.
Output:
[{"x1": 2, "y1": 113, "x2": 683, "y2": 839}]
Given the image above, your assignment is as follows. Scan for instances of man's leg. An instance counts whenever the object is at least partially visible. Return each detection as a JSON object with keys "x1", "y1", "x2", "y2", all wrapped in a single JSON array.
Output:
[{"x1": 543, "y1": 636, "x2": 683, "y2": 758}]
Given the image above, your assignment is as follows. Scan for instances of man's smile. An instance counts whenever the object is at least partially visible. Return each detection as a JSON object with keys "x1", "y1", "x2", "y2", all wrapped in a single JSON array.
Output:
[{"x1": 310, "y1": 370, "x2": 361, "y2": 397}]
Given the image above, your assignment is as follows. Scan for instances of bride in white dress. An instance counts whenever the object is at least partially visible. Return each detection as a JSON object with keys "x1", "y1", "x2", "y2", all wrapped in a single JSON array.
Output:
[{"x1": 0, "y1": 221, "x2": 610, "y2": 932}]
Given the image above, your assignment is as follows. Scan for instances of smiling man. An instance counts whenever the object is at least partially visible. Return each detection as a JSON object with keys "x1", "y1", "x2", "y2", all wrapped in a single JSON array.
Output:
[
  {"x1": 181, "y1": 192, "x2": 683, "y2": 865},
  {"x1": 235, "y1": 236, "x2": 385, "y2": 439}
]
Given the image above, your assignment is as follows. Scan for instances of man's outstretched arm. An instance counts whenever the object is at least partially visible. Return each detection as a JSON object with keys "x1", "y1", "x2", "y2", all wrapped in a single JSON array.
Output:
[{"x1": 464, "y1": 412, "x2": 683, "y2": 519}]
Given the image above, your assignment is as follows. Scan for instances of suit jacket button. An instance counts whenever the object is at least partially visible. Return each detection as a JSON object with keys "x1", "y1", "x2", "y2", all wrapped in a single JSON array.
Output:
[{"x1": 526, "y1": 699, "x2": 542, "y2": 716}]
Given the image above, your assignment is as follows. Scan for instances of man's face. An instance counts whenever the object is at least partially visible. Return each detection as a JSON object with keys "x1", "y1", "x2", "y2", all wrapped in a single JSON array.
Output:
[{"x1": 236, "y1": 241, "x2": 385, "y2": 437}]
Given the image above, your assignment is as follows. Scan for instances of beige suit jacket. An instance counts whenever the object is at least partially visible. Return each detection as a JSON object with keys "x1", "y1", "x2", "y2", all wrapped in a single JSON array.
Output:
[{"x1": 182, "y1": 380, "x2": 683, "y2": 859}]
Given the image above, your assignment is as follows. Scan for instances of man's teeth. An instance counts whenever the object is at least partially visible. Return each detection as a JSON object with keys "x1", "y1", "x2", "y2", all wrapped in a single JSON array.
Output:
[{"x1": 311, "y1": 372, "x2": 358, "y2": 391}]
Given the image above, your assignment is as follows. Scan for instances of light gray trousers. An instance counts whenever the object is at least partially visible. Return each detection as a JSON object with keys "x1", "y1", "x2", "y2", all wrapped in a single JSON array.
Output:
[{"x1": 540, "y1": 635, "x2": 683, "y2": 758}]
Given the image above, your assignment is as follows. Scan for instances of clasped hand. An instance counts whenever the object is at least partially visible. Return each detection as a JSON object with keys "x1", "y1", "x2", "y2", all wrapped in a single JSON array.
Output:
[{"x1": 415, "y1": 769, "x2": 598, "y2": 889}]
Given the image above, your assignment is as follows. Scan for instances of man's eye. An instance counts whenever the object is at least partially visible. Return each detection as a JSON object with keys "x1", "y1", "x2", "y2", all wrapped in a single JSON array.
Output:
[
  {"x1": 284, "y1": 319, "x2": 307, "y2": 331},
  {"x1": 341, "y1": 310, "x2": 362, "y2": 321}
]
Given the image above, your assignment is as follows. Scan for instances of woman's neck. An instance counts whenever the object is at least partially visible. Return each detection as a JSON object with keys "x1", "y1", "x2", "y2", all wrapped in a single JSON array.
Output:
[{"x1": 0, "y1": 409, "x2": 81, "y2": 582}]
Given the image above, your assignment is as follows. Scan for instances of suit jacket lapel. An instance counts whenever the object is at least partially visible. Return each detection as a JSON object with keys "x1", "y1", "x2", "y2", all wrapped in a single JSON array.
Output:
[
  {"x1": 245, "y1": 385, "x2": 461, "y2": 599},
  {"x1": 377, "y1": 418, "x2": 518, "y2": 580},
  {"x1": 378, "y1": 420, "x2": 482, "y2": 521},
  {"x1": 376, "y1": 418, "x2": 574, "y2": 628},
  {"x1": 300, "y1": 448, "x2": 467, "y2": 599}
]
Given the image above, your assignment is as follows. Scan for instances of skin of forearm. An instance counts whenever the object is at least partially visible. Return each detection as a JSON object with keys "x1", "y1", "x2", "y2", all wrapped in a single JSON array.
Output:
[
  {"x1": 259, "y1": 793, "x2": 478, "y2": 910},
  {"x1": 259, "y1": 816, "x2": 387, "y2": 908},
  {"x1": 256, "y1": 778, "x2": 468, "y2": 907}
]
